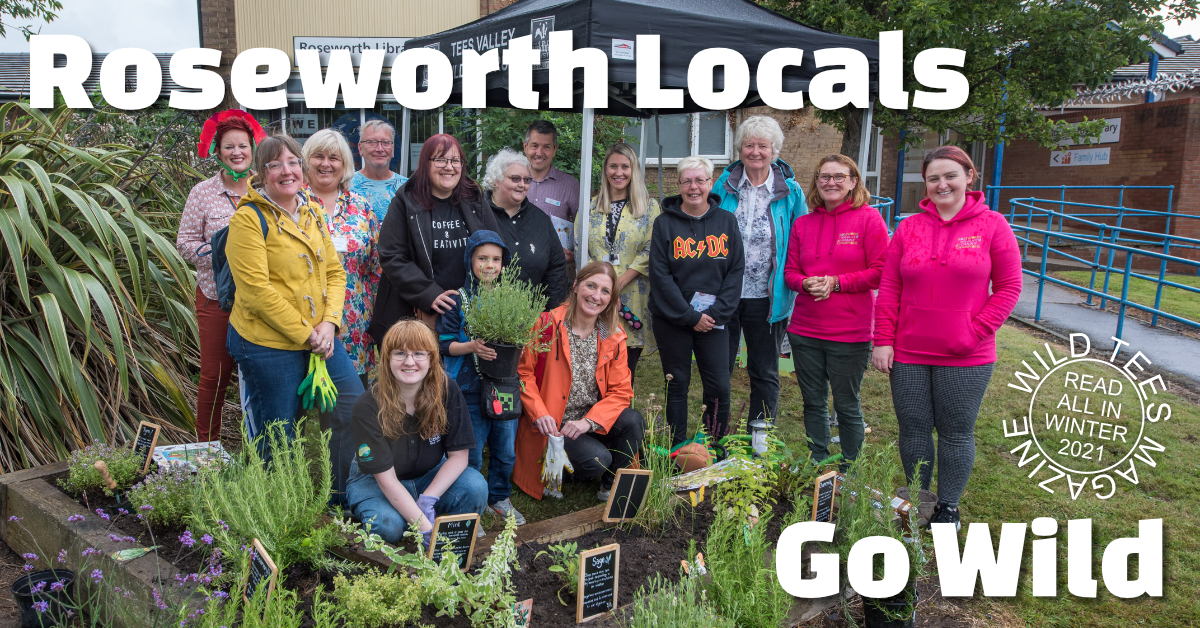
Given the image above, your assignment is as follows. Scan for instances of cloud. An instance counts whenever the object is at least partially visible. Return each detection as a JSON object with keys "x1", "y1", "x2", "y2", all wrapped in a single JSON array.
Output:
[{"x1": 0, "y1": 0, "x2": 199, "y2": 52}]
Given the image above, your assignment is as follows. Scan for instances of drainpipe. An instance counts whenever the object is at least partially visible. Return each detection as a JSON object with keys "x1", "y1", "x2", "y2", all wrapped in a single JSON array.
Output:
[
  {"x1": 1146, "y1": 52, "x2": 1159, "y2": 104},
  {"x1": 893, "y1": 128, "x2": 906, "y2": 222}
]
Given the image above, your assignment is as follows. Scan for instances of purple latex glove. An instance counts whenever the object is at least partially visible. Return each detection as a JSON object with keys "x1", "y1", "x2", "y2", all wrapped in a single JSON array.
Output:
[
  {"x1": 416, "y1": 494, "x2": 439, "y2": 529},
  {"x1": 421, "y1": 529, "x2": 432, "y2": 549}
]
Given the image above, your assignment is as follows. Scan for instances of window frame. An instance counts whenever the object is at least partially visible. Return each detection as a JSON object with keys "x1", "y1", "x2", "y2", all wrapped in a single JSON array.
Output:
[{"x1": 638, "y1": 112, "x2": 733, "y2": 166}]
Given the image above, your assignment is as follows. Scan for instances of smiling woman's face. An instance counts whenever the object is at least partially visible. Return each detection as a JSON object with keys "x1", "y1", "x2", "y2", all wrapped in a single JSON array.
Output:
[
  {"x1": 574, "y1": 272, "x2": 613, "y2": 320},
  {"x1": 388, "y1": 345, "x2": 431, "y2": 386},
  {"x1": 218, "y1": 130, "x2": 252, "y2": 174},
  {"x1": 307, "y1": 148, "x2": 344, "y2": 193},
  {"x1": 263, "y1": 148, "x2": 303, "y2": 201}
]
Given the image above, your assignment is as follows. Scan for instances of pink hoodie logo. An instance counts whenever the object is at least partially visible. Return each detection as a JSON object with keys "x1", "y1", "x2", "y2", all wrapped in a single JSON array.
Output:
[{"x1": 956, "y1": 235, "x2": 983, "y2": 249}]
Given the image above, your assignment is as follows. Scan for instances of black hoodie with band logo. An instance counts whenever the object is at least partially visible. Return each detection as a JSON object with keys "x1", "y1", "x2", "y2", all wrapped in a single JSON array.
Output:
[{"x1": 648, "y1": 192, "x2": 745, "y2": 328}]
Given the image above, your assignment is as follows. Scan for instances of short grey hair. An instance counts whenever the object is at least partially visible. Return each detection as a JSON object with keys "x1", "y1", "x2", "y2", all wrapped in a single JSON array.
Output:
[
  {"x1": 360, "y1": 118, "x2": 396, "y2": 141},
  {"x1": 482, "y1": 147, "x2": 531, "y2": 191},
  {"x1": 302, "y1": 128, "x2": 355, "y2": 191},
  {"x1": 734, "y1": 115, "x2": 784, "y2": 160},
  {"x1": 676, "y1": 155, "x2": 714, "y2": 180}
]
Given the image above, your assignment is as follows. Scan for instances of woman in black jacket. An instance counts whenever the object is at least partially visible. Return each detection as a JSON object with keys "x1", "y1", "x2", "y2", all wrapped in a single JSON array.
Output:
[
  {"x1": 370, "y1": 135, "x2": 499, "y2": 339},
  {"x1": 482, "y1": 147, "x2": 568, "y2": 310},
  {"x1": 649, "y1": 156, "x2": 745, "y2": 446}
]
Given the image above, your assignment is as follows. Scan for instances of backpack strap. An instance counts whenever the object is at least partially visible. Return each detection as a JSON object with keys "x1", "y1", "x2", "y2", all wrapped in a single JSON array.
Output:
[{"x1": 195, "y1": 202, "x2": 268, "y2": 258}]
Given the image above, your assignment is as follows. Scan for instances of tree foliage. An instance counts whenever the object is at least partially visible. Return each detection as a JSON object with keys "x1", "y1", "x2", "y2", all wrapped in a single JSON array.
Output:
[
  {"x1": 0, "y1": 0, "x2": 62, "y2": 39},
  {"x1": 760, "y1": 0, "x2": 1200, "y2": 150}
]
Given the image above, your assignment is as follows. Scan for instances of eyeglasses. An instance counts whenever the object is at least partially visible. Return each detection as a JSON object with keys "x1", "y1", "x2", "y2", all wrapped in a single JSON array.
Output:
[
  {"x1": 361, "y1": 140, "x2": 394, "y2": 148},
  {"x1": 507, "y1": 175, "x2": 534, "y2": 185},
  {"x1": 265, "y1": 159, "x2": 302, "y2": 173},
  {"x1": 430, "y1": 157, "x2": 463, "y2": 168},
  {"x1": 678, "y1": 177, "x2": 711, "y2": 188},
  {"x1": 391, "y1": 351, "x2": 431, "y2": 362},
  {"x1": 818, "y1": 173, "x2": 850, "y2": 184}
]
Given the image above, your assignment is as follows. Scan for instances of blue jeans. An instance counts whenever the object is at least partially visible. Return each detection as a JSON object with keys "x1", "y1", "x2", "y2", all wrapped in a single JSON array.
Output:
[
  {"x1": 226, "y1": 324, "x2": 364, "y2": 508},
  {"x1": 465, "y1": 401, "x2": 518, "y2": 506},
  {"x1": 346, "y1": 458, "x2": 488, "y2": 544}
]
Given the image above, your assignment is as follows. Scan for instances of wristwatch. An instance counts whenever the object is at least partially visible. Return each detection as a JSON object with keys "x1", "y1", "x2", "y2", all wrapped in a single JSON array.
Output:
[{"x1": 833, "y1": 277, "x2": 841, "y2": 293}]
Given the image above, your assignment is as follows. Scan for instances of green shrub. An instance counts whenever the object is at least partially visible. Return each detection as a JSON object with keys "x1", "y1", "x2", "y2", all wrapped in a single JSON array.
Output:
[
  {"x1": 334, "y1": 570, "x2": 421, "y2": 627},
  {"x1": 463, "y1": 262, "x2": 550, "y2": 347},
  {"x1": 622, "y1": 572, "x2": 734, "y2": 628},
  {"x1": 632, "y1": 393, "x2": 687, "y2": 533},
  {"x1": 59, "y1": 440, "x2": 145, "y2": 494},
  {"x1": 188, "y1": 584, "x2": 344, "y2": 628},
  {"x1": 534, "y1": 541, "x2": 579, "y2": 606},
  {"x1": 127, "y1": 464, "x2": 198, "y2": 528},
  {"x1": 703, "y1": 510, "x2": 791, "y2": 628},
  {"x1": 189, "y1": 420, "x2": 344, "y2": 571}
]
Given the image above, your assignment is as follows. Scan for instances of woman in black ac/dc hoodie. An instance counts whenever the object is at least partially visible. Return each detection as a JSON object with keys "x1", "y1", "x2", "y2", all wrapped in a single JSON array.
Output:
[{"x1": 649, "y1": 156, "x2": 745, "y2": 446}]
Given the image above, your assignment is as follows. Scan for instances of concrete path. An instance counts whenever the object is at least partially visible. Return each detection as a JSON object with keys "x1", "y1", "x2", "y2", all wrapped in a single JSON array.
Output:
[{"x1": 1011, "y1": 274, "x2": 1200, "y2": 384}]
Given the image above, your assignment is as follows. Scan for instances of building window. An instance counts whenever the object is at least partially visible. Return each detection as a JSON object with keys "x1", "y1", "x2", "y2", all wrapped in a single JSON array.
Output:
[{"x1": 627, "y1": 112, "x2": 731, "y2": 164}]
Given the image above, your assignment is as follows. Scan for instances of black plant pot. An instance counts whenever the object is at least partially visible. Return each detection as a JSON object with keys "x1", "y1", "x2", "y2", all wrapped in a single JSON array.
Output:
[
  {"x1": 862, "y1": 585, "x2": 918, "y2": 628},
  {"x1": 12, "y1": 569, "x2": 76, "y2": 628},
  {"x1": 478, "y1": 342, "x2": 522, "y2": 379}
]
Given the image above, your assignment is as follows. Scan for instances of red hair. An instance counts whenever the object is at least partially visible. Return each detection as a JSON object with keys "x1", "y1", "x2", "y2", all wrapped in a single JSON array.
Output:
[
  {"x1": 214, "y1": 117, "x2": 256, "y2": 151},
  {"x1": 407, "y1": 134, "x2": 480, "y2": 210},
  {"x1": 921, "y1": 145, "x2": 977, "y2": 186}
]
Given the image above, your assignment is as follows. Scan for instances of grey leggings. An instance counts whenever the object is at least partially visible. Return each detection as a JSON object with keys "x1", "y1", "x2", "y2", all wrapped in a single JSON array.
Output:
[{"x1": 890, "y1": 361, "x2": 994, "y2": 508}]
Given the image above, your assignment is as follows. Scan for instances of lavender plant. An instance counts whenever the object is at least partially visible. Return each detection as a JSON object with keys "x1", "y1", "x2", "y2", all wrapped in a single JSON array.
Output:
[
  {"x1": 59, "y1": 440, "x2": 145, "y2": 494},
  {"x1": 128, "y1": 465, "x2": 199, "y2": 528}
]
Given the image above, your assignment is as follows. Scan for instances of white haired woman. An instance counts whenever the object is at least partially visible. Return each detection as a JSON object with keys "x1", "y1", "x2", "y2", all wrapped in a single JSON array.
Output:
[
  {"x1": 577, "y1": 142, "x2": 661, "y2": 379},
  {"x1": 712, "y1": 115, "x2": 807, "y2": 445},
  {"x1": 483, "y1": 147, "x2": 568, "y2": 309},
  {"x1": 303, "y1": 128, "x2": 381, "y2": 388}
]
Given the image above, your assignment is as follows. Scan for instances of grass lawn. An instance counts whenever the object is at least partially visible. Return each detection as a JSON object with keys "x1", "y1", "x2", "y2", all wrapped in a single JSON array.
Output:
[
  {"x1": 1052, "y1": 270, "x2": 1200, "y2": 324},
  {"x1": 480, "y1": 323, "x2": 1200, "y2": 627}
]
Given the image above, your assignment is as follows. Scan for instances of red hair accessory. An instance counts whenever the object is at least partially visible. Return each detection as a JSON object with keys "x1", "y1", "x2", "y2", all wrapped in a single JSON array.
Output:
[{"x1": 198, "y1": 109, "x2": 267, "y2": 159}]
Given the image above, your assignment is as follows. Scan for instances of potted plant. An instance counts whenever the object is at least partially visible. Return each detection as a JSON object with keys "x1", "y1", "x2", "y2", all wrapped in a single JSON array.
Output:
[
  {"x1": 833, "y1": 445, "x2": 931, "y2": 628},
  {"x1": 463, "y1": 260, "x2": 550, "y2": 379}
]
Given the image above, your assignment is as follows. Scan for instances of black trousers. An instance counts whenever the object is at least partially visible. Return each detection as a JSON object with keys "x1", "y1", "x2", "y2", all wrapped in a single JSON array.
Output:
[
  {"x1": 562, "y1": 408, "x2": 645, "y2": 490},
  {"x1": 653, "y1": 317, "x2": 731, "y2": 446},
  {"x1": 727, "y1": 297, "x2": 786, "y2": 425},
  {"x1": 627, "y1": 347, "x2": 643, "y2": 381}
]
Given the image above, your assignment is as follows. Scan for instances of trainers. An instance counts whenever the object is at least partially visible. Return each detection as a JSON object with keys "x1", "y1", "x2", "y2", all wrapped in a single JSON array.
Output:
[
  {"x1": 596, "y1": 489, "x2": 611, "y2": 503},
  {"x1": 476, "y1": 525, "x2": 487, "y2": 539},
  {"x1": 927, "y1": 503, "x2": 961, "y2": 531},
  {"x1": 488, "y1": 499, "x2": 526, "y2": 526}
]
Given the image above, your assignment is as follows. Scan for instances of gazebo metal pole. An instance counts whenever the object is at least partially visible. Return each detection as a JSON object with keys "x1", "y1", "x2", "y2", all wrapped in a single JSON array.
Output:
[
  {"x1": 578, "y1": 107, "x2": 595, "y2": 271},
  {"x1": 400, "y1": 107, "x2": 412, "y2": 176},
  {"x1": 655, "y1": 112, "x2": 664, "y2": 205}
]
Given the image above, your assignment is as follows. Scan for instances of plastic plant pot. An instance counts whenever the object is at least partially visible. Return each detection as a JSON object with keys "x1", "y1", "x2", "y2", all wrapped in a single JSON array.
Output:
[{"x1": 12, "y1": 568, "x2": 76, "y2": 628}]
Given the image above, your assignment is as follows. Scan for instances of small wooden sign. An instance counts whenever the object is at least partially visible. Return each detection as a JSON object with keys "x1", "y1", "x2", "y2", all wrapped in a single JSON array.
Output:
[
  {"x1": 512, "y1": 598, "x2": 533, "y2": 627},
  {"x1": 427, "y1": 513, "x2": 479, "y2": 571},
  {"x1": 132, "y1": 421, "x2": 161, "y2": 473},
  {"x1": 811, "y1": 470, "x2": 839, "y2": 523},
  {"x1": 577, "y1": 543, "x2": 619, "y2": 623},
  {"x1": 602, "y1": 468, "x2": 651, "y2": 523},
  {"x1": 244, "y1": 539, "x2": 278, "y2": 604}
]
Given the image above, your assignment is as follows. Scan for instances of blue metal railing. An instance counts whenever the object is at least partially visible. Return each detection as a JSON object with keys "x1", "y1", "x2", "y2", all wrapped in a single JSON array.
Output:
[
  {"x1": 984, "y1": 184, "x2": 1176, "y2": 225},
  {"x1": 870, "y1": 195, "x2": 895, "y2": 226},
  {"x1": 1007, "y1": 200, "x2": 1200, "y2": 339}
]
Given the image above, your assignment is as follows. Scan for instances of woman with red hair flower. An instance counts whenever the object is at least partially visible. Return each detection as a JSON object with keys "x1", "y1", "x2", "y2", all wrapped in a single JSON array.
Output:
[{"x1": 175, "y1": 110, "x2": 266, "y2": 442}]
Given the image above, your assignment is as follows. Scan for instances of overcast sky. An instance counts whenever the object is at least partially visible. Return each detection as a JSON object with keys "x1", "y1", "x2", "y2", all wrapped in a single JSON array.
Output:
[{"x1": 1, "y1": 1, "x2": 1198, "y2": 54}]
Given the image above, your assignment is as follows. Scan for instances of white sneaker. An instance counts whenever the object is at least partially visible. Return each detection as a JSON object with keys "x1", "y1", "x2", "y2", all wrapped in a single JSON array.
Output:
[
  {"x1": 596, "y1": 489, "x2": 611, "y2": 503},
  {"x1": 488, "y1": 498, "x2": 526, "y2": 526}
]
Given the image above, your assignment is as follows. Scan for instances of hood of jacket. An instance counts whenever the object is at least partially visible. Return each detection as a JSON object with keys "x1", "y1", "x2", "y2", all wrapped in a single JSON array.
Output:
[
  {"x1": 916, "y1": 190, "x2": 990, "y2": 266},
  {"x1": 462, "y1": 229, "x2": 510, "y2": 291},
  {"x1": 720, "y1": 158, "x2": 796, "y2": 203},
  {"x1": 809, "y1": 198, "x2": 867, "y2": 259},
  {"x1": 661, "y1": 192, "x2": 723, "y2": 221}
]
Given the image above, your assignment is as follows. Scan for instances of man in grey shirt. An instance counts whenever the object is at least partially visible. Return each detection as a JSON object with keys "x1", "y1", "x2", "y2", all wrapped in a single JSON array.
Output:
[{"x1": 523, "y1": 120, "x2": 580, "y2": 271}]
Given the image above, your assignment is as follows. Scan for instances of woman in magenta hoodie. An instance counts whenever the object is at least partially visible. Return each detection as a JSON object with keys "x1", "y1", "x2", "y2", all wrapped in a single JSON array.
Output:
[
  {"x1": 871, "y1": 146, "x2": 1022, "y2": 530},
  {"x1": 784, "y1": 154, "x2": 889, "y2": 469}
]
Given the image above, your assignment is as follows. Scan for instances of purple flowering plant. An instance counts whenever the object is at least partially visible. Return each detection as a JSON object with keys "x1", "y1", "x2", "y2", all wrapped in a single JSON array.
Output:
[
  {"x1": 128, "y1": 465, "x2": 199, "y2": 528},
  {"x1": 58, "y1": 440, "x2": 145, "y2": 495}
]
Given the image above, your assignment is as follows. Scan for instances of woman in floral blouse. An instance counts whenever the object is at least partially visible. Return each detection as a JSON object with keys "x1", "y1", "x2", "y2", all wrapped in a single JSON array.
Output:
[
  {"x1": 175, "y1": 110, "x2": 266, "y2": 442},
  {"x1": 303, "y1": 129, "x2": 381, "y2": 387},
  {"x1": 576, "y1": 142, "x2": 660, "y2": 380}
]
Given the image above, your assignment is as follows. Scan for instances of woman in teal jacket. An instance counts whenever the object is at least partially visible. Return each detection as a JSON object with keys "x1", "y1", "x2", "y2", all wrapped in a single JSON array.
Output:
[{"x1": 713, "y1": 115, "x2": 807, "y2": 443}]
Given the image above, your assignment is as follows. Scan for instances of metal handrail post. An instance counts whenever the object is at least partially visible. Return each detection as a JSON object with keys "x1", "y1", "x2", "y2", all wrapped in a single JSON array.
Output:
[
  {"x1": 1101, "y1": 229, "x2": 1118, "y2": 310},
  {"x1": 1036, "y1": 231, "x2": 1049, "y2": 322},
  {"x1": 1116, "y1": 252, "x2": 1134, "y2": 341},
  {"x1": 1153, "y1": 238, "x2": 1170, "y2": 327},
  {"x1": 1087, "y1": 225, "x2": 1104, "y2": 306}
]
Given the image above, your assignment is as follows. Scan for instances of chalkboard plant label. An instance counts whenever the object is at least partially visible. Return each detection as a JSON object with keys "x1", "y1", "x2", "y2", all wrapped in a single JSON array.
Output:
[
  {"x1": 244, "y1": 539, "x2": 278, "y2": 605},
  {"x1": 602, "y1": 468, "x2": 651, "y2": 523},
  {"x1": 427, "y1": 513, "x2": 479, "y2": 571},
  {"x1": 576, "y1": 543, "x2": 619, "y2": 623},
  {"x1": 132, "y1": 421, "x2": 161, "y2": 473},
  {"x1": 811, "y1": 470, "x2": 839, "y2": 523}
]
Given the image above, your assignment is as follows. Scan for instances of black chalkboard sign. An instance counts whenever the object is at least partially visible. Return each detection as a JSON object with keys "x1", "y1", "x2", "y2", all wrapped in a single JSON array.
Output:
[
  {"x1": 132, "y1": 421, "x2": 160, "y2": 473},
  {"x1": 811, "y1": 471, "x2": 839, "y2": 523},
  {"x1": 244, "y1": 539, "x2": 277, "y2": 604},
  {"x1": 427, "y1": 513, "x2": 479, "y2": 571},
  {"x1": 576, "y1": 543, "x2": 619, "y2": 623},
  {"x1": 603, "y1": 469, "x2": 651, "y2": 523}
]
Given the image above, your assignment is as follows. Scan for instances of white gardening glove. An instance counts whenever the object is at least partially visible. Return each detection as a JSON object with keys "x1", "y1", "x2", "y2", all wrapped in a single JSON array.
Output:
[{"x1": 541, "y1": 435, "x2": 574, "y2": 499}]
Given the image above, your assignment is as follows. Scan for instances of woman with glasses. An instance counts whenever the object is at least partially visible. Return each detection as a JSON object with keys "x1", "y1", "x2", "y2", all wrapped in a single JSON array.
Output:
[
  {"x1": 784, "y1": 154, "x2": 889, "y2": 470},
  {"x1": 303, "y1": 129, "x2": 380, "y2": 389},
  {"x1": 176, "y1": 109, "x2": 265, "y2": 442},
  {"x1": 482, "y1": 148, "x2": 567, "y2": 309},
  {"x1": 712, "y1": 115, "x2": 807, "y2": 441},
  {"x1": 348, "y1": 320, "x2": 487, "y2": 545},
  {"x1": 370, "y1": 134, "x2": 499, "y2": 337},
  {"x1": 649, "y1": 156, "x2": 744, "y2": 446},
  {"x1": 225, "y1": 134, "x2": 365, "y2": 507},
  {"x1": 576, "y1": 143, "x2": 660, "y2": 379}
]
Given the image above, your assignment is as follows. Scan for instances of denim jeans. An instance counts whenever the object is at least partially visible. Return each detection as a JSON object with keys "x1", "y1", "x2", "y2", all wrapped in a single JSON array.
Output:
[
  {"x1": 653, "y1": 317, "x2": 731, "y2": 446},
  {"x1": 346, "y1": 458, "x2": 488, "y2": 544},
  {"x1": 465, "y1": 401, "x2": 518, "y2": 506},
  {"x1": 790, "y1": 333, "x2": 870, "y2": 467},
  {"x1": 226, "y1": 324, "x2": 364, "y2": 508},
  {"x1": 727, "y1": 297, "x2": 786, "y2": 425}
]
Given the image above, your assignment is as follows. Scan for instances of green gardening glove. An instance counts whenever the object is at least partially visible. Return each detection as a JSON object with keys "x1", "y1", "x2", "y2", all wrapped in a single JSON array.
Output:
[
  {"x1": 310, "y1": 357, "x2": 338, "y2": 413},
  {"x1": 297, "y1": 353, "x2": 318, "y2": 408}
]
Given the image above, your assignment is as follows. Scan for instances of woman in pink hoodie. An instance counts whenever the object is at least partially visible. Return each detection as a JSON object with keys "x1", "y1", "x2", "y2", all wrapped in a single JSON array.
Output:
[
  {"x1": 871, "y1": 146, "x2": 1022, "y2": 530},
  {"x1": 783, "y1": 154, "x2": 889, "y2": 469}
]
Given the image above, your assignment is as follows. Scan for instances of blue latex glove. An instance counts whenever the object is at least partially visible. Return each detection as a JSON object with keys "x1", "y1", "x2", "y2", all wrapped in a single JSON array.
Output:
[{"x1": 416, "y1": 494, "x2": 439, "y2": 530}]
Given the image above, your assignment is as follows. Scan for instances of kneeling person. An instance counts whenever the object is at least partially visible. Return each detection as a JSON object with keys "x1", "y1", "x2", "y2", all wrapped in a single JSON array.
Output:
[
  {"x1": 348, "y1": 320, "x2": 487, "y2": 545},
  {"x1": 514, "y1": 261, "x2": 645, "y2": 502}
]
